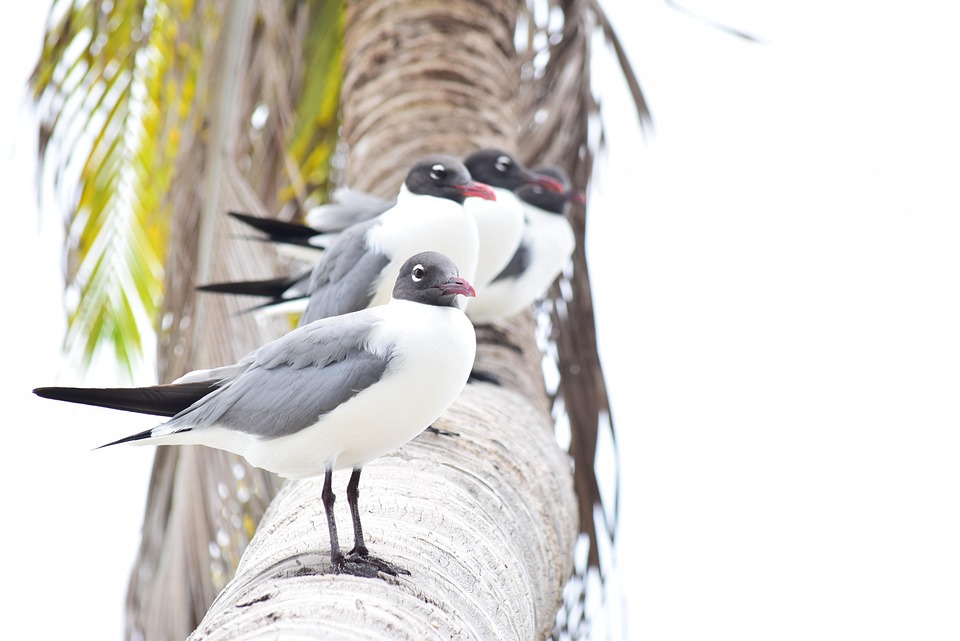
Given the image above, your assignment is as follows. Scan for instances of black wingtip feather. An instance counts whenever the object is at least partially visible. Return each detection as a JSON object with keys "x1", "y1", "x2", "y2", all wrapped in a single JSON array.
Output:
[
  {"x1": 95, "y1": 428, "x2": 157, "y2": 449},
  {"x1": 33, "y1": 382, "x2": 220, "y2": 417}
]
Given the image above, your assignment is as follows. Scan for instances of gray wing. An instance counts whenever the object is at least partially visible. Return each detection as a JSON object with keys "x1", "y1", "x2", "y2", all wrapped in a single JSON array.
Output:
[
  {"x1": 166, "y1": 312, "x2": 390, "y2": 439},
  {"x1": 305, "y1": 188, "x2": 395, "y2": 231},
  {"x1": 300, "y1": 218, "x2": 391, "y2": 324},
  {"x1": 492, "y1": 241, "x2": 532, "y2": 282},
  {"x1": 173, "y1": 361, "x2": 252, "y2": 385}
]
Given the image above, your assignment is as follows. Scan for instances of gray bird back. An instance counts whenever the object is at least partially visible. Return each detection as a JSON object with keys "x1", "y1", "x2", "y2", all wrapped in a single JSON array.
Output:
[
  {"x1": 300, "y1": 219, "x2": 391, "y2": 324},
  {"x1": 165, "y1": 313, "x2": 390, "y2": 439}
]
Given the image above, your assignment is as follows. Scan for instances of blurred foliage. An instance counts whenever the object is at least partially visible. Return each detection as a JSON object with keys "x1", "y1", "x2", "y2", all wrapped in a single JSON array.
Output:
[{"x1": 30, "y1": 0, "x2": 343, "y2": 379}]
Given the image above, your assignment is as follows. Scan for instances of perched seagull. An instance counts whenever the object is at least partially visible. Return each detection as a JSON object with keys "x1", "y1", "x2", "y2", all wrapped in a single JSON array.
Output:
[
  {"x1": 223, "y1": 149, "x2": 563, "y2": 294},
  {"x1": 199, "y1": 155, "x2": 493, "y2": 323},
  {"x1": 461, "y1": 149, "x2": 564, "y2": 289},
  {"x1": 35, "y1": 252, "x2": 478, "y2": 578},
  {"x1": 465, "y1": 165, "x2": 583, "y2": 324}
]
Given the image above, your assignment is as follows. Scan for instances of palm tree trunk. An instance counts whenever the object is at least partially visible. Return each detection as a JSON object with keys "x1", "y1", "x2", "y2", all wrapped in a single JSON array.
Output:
[{"x1": 190, "y1": 0, "x2": 579, "y2": 637}]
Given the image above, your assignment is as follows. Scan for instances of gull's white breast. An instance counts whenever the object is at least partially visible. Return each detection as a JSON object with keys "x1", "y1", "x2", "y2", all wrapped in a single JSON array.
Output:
[
  {"x1": 365, "y1": 191, "x2": 479, "y2": 308},
  {"x1": 466, "y1": 206, "x2": 575, "y2": 323},
  {"x1": 465, "y1": 187, "x2": 525, "y2": 289}
]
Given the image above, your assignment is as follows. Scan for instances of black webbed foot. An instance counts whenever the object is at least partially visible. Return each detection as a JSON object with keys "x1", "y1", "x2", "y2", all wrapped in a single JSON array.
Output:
[
  {"x1": 344, "y1": 548, "x2": 411, "y2": 577},
  {"x1": 468, "y1": 369, "x2": 501, "y2": 386},
  {"x1": 474, "y1": 324, "x2": 523, "y2": 354},
  {"x1": 330, "y1": 551, "x2": 409, "y2": 578},
  {"x1": 424, "y1": 425, "x2": 460, "y2": 437},
  {"x1": 293, "y1": 564, "x2": 318, "y2": 577}
]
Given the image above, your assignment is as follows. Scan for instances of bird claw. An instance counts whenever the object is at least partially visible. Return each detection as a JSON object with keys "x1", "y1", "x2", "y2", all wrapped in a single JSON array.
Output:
[
  {"x1": 343, "y1": 550, "x2": 411, "y2": 577},
  {"x1": 468, "y1": 369, "x2": 501, "y2": 386},
  {"x1": 424, "y1": 425, "x2": 460, "y2": 438},
  {"x1": 475, "y1": 324, "x2": 523, "y2": 354}
]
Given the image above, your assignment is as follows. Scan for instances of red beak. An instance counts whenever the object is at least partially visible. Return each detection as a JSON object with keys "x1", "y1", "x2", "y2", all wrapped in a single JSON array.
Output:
[
  {"x1": 456, "y1": 181, "x2": 497, "y2": 202},
  {"x1": 532, "y1": 175, "x2": 566, "y2": 193},
  {"x1": 566, "y1": 189, "x2": 587, "y2": 205},
  {"x1": 438, "y1": 276, "x2": 476, "y2": 298}
]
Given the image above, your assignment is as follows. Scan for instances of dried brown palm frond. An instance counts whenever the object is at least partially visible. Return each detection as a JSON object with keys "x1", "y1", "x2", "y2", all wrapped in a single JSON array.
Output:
[{"x1": 516, "y1": 0, "x2": 650, "y2": 637}]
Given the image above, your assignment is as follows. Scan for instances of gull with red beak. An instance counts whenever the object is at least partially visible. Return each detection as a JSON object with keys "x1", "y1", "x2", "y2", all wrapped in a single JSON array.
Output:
[
  {"x1": 302, "y1": 149, "x2": 566, "y2": 290},
  {"x1": 466, "y1": 165, "x2": 583, "y2": 324},
  {"x1": 461, "y1": 148, "x2": 565, "y2": 289},
  {"x1": 35, "y1": 252, "x2": 477, "y2": 578},
  {"x1": 210, "y1": 150, "x2": 564, "y2": 316},
  {"x1": 200, "y1": 155, "x2": 493, "y2": 322}
]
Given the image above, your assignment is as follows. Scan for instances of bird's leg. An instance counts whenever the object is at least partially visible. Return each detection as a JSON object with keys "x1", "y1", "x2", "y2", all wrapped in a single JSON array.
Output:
[
  {"x1": 467, "y1": 323, "x2": 519, "y2": 386},
  {"x1": 467, "y1": 369, "x2": 502, "y2": 386},
  {"x1": 346, "y1": 467, "x2": 368, "y2": 557},
  {"x1": 320, "y1": 468, "x2": 345, "y2": 569},
  {"x1": 345, "y1": 467, "x2": 411, "y2": 576},
  {"x1": 474, "y1": 323, "x2": 523, "y2": 354},
  {"x1": 319, "y1": 467, "x2": 378, "y2": 578}
]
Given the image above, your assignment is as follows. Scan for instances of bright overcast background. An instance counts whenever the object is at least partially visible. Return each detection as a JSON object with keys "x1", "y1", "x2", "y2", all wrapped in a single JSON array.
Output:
[{"x1": 3, "y1": 2, "x2": 960, "y2": 640}]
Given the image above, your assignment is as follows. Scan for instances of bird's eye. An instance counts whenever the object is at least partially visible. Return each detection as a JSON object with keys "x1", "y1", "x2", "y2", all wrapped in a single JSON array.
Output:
[
  {"x1": 495, "y1": 155, "x2": 512, "y2": 173},
  {"x1": 412, "y1": 265, "x2": 425, "y2": 282},
  {"x1": 430, "y1": 164, "x2": 447, "y2": 181}
]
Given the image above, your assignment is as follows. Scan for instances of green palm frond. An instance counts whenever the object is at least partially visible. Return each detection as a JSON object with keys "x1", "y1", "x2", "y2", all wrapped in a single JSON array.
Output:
[
  {"x1": 31, "y1": 0, "x2": 209, "y2": 380},
  {"x1": 280, "y1": 0, "x2": 344, "y2": 209}
]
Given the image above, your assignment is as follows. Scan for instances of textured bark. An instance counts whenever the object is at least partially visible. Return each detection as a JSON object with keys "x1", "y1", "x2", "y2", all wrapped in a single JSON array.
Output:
[{"x1": 340, "y1": 0, "x2": 521, "y2": 196}]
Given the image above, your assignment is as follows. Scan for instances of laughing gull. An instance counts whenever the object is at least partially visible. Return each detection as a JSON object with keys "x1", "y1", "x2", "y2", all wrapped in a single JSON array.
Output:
[
  {"x1": 35, "y1": 252, "x2": 478, "y2": 578},
  {"x1": 466, "y1": 165, "x2": 583, "y2": 324},
  {"x1": 218, "y1": 149, "x2": 563, "y2": 304},
  {"x1": 199, "y1": 155, "x2": 492, "y2": 322},
  {"x1": 461, "y1": 149, "x2": 564, "y2": 289}
]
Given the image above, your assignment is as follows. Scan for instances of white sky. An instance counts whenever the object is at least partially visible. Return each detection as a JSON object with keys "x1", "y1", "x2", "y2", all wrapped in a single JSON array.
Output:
[{"x1": 2, "y1": 1, "x2": 960, "y2": 640}]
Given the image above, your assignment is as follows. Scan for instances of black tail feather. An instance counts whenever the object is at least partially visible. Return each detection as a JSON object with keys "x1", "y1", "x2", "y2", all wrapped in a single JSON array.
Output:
[
  {"x1": 197, "y1": 274, "x2": 302, "y2": 299},
  {"x1": 33, "y1": 382, "x2": 220, "y2": 417},
  {"x1": 228, "y1": 211, "x2": 324, "y2": 248}
]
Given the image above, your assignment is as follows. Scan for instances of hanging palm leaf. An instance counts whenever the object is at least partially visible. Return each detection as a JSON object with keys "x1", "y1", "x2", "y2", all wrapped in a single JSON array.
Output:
[
  {"x1": 516, "y1": 0, "x2": 650, "y2": 637},
  {"x1": 31, "y1": 0, "x2": 210, "y2": 379}
]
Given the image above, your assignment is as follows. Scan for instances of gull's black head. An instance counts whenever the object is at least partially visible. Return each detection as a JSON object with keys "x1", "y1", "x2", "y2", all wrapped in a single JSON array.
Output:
[
  {"x1": 393, "y1": 251, "x2": 476, "y2": 308},
  {"x1": 464, "y1": 149, "x2": 565, "y2": 193},
  {"x1": 405, "y1": 155, "x2": 496, "y2": 204},
  {"x1": 515, "y1": 165, "x2": 586, "y2": 214},
  {"x1": 533, "y1": 165, "x2": 570, "y2": 188}
]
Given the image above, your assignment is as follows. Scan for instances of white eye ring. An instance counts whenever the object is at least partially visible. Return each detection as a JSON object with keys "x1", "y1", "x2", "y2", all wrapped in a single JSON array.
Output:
[
  {"x1": 495, "y1": 155, "x2": 511, "y2": 172},
  {"x1": 412, "y1": 265, "x2": 425, "y2": 282},
  {"x1": 430, "y1": 164, "x2": 447, "y2": 180}
]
